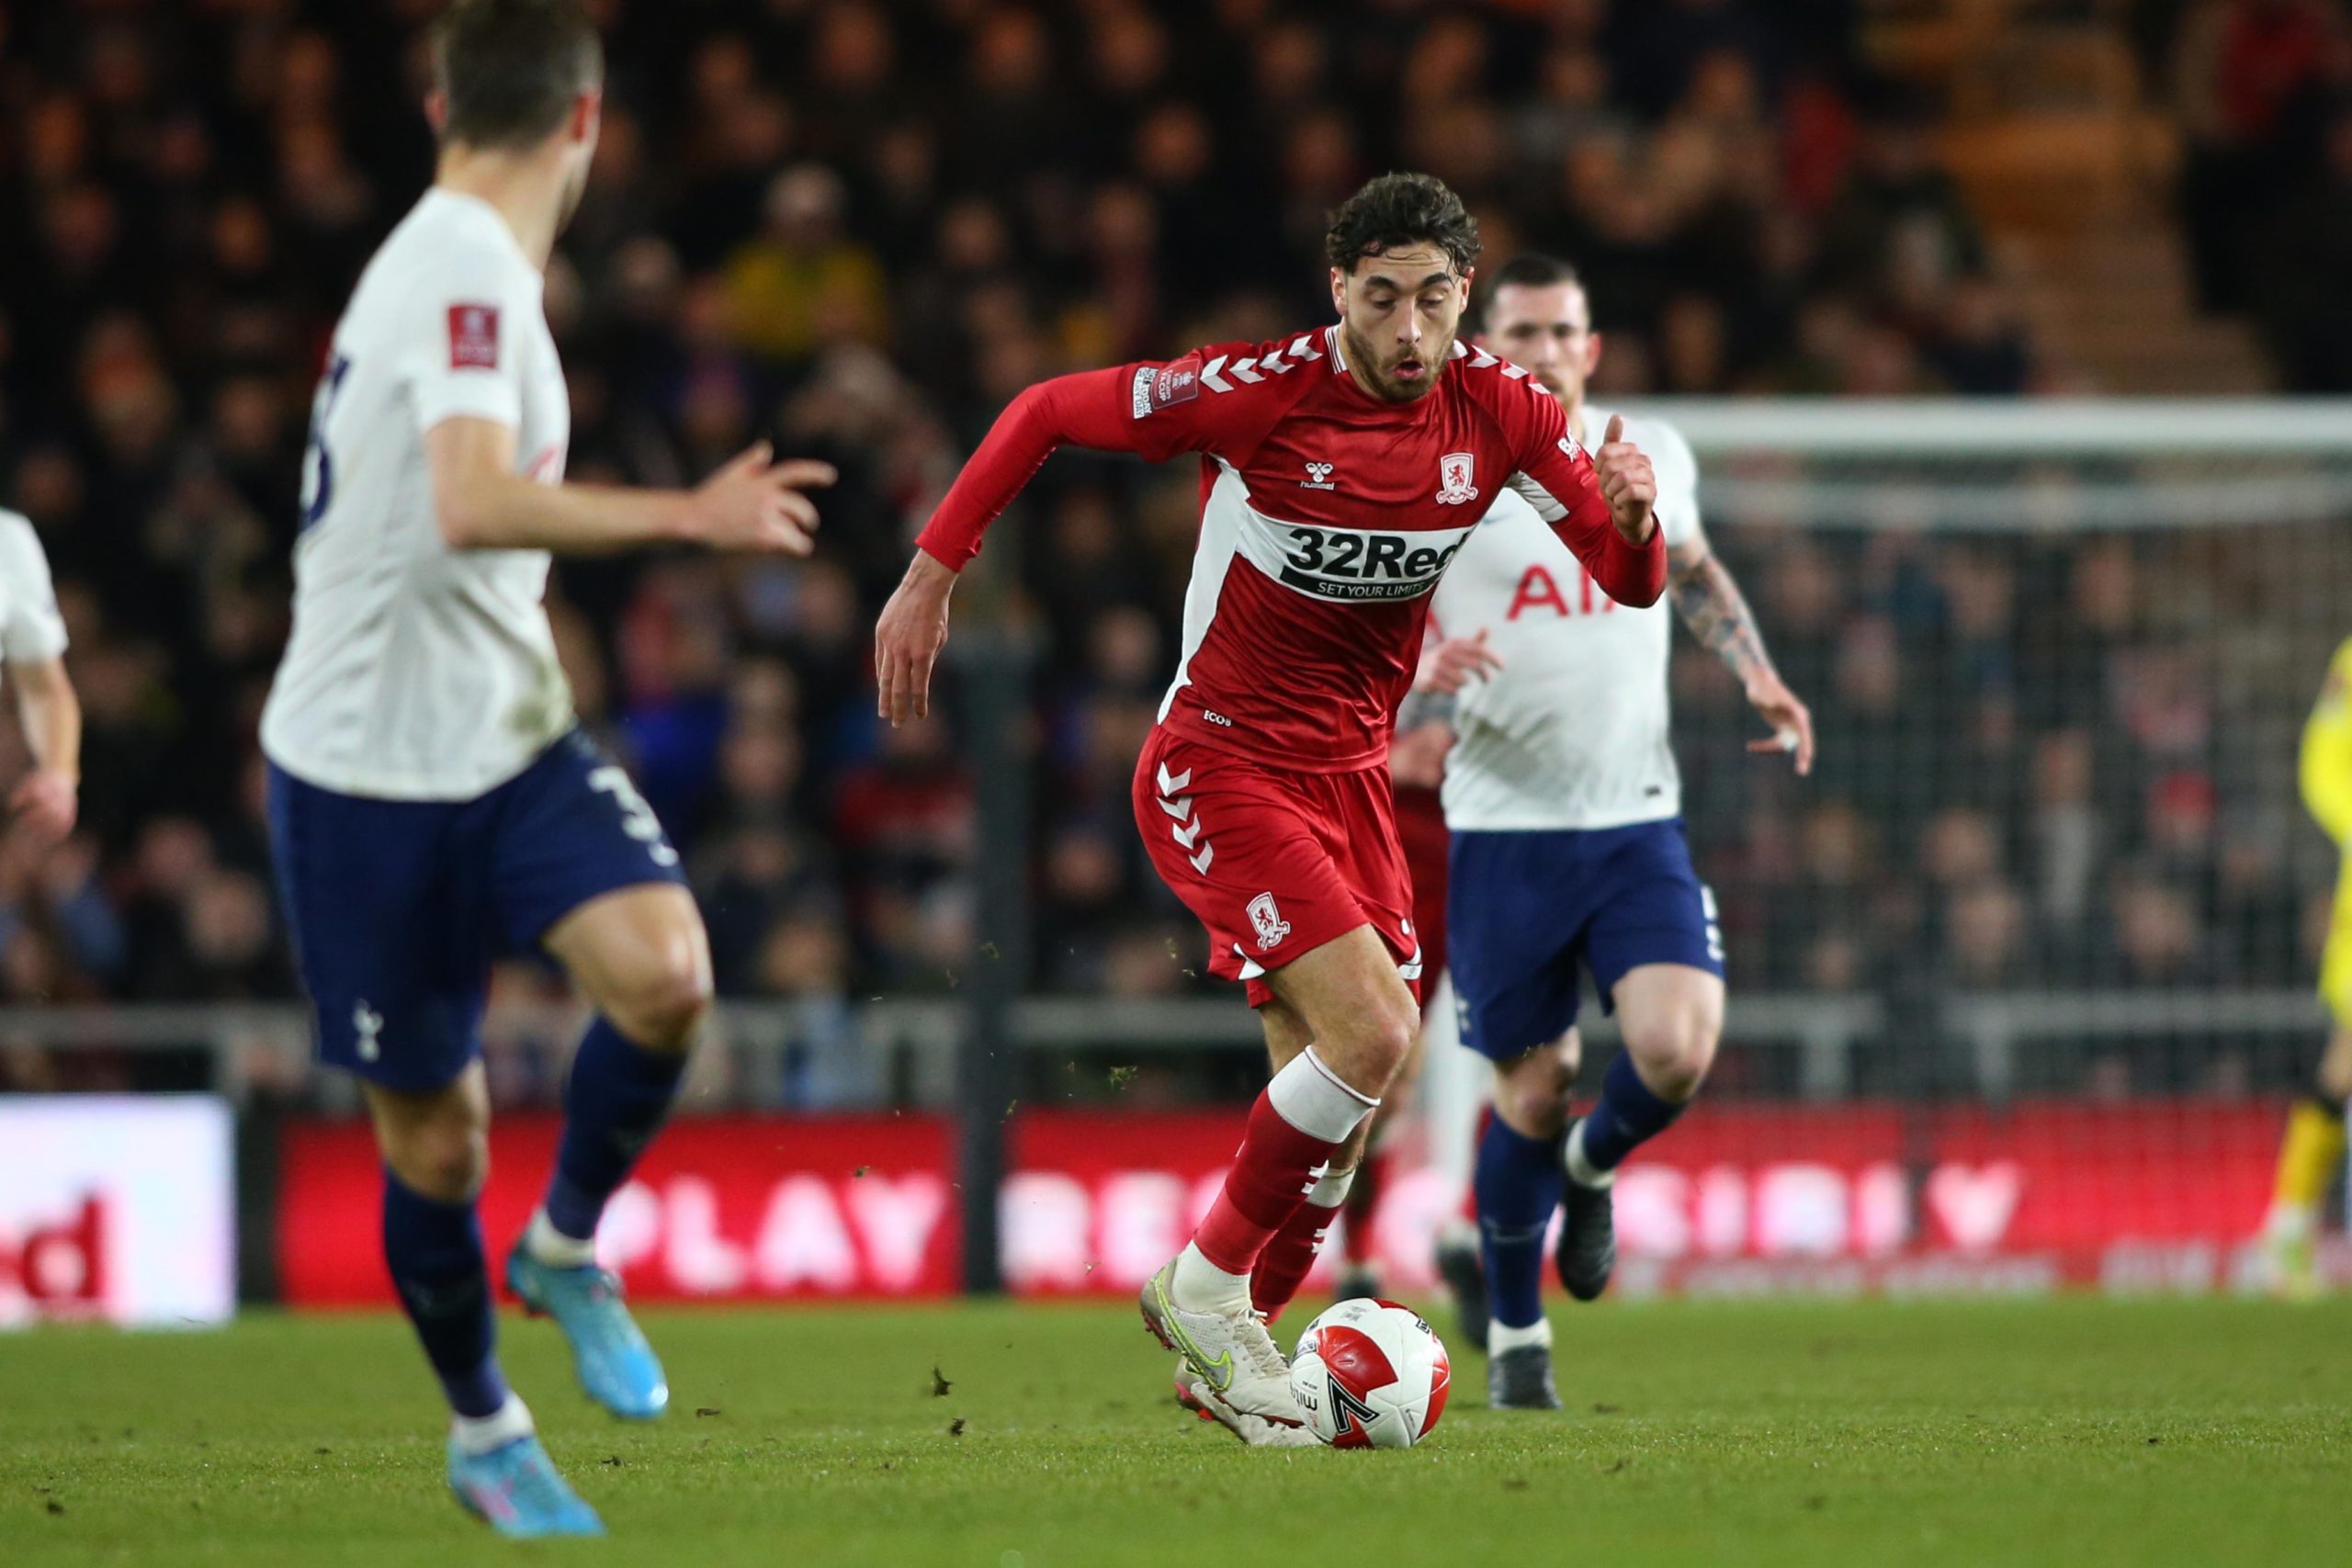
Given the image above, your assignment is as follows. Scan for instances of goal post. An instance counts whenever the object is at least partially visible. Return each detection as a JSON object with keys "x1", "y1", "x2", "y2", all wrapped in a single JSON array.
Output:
[{"x1": 1540, "y1": 396, "x2": 2352, "y2": 1293}]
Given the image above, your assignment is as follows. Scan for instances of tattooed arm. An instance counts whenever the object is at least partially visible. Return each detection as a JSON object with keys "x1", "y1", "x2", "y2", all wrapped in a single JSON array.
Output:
[{"x1": 1669, "y1": 532, "x2": 1815, "y2": 774}]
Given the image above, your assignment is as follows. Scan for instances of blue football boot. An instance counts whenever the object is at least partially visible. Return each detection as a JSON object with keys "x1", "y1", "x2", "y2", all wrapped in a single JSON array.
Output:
[
  {"x1": 507, "y1": 1247, "x2": 670, "y2": 1420},
  {"x1": 447, "y1": 1433, "x2": 605, "y2": 1539}
]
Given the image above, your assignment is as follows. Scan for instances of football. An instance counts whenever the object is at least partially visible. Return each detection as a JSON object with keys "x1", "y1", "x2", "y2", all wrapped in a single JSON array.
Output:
[{"x1": 1288, "y1": 1298, "x2": 1451, "y2": 1449}]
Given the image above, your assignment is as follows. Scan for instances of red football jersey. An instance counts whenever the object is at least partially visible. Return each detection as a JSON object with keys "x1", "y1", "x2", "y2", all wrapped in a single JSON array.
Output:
[{"x1": 917, "y1": 325, "x2": 1665, "y2": 772}]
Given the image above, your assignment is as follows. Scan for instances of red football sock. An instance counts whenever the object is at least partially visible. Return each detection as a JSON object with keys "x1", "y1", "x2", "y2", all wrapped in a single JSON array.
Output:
[
  {"x1": 1340, "y1": 1148, "x2": 1387, "y2": 1266},
  {"x1": 1192, "y1": 1049, "x2": 1377, "y2": 1277},
  {"x1": 1250, "y1": 1168, "x2": 1355, "y2": 1319}
]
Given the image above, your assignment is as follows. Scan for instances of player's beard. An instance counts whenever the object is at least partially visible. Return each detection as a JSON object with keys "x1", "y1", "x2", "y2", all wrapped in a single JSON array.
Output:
[{"x1": 1341, "y1": 321, "x2": 1454, "y2": 404}]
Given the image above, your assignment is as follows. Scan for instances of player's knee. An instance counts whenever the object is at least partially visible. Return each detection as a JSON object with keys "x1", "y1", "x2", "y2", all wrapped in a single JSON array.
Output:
[
  {"x1": 1623, "y1": 1012, "x2": 1718, "y2": 1103},
  {"x1": 1496, "y1": 1080, "x2": 1568, "y2": 1140},
  {"x1": 1493, "y1": 1043, "x2": 1575, "y2": 1139},
  {"x1": 608, "y1": 955, "x2": 712, "y2": 1054},
  {"x1": 616, "y1": 968, "x2": 706, "y2": 1053},
  {"x1": 384, "y1": 1118, "x2": 487, "y2": 1202},
  {"x1": 1363, "y1": 1002, "x2": 1419, "y2": 1085}
]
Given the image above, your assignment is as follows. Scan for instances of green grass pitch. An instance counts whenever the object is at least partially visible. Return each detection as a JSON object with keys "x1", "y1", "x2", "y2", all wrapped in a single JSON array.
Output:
[{"x1": 6, "y1": 1295, "x2": 2351, "y2": 1566}]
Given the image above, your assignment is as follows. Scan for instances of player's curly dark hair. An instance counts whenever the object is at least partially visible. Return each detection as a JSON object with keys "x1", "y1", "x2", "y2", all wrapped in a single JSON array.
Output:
[
  {"x1": 431, "y1": 0, "x2": 604, "y2": 151},
  {"x1": 1323, "y1": 173, "x2": 1482, "y2": 276}
]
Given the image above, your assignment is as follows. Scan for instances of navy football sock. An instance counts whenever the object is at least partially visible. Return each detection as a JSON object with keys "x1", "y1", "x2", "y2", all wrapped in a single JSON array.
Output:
[
  {"x1": 382, "y1": 1173, "x2": 509, "y2": 1419},
  {"x1": 544, "y1": 1018, "x2": 688, "y2": 1243},
  {"x1": 1476, "y1": 1117, "x2": 1564, "y2": 1333},
  {"x1": 1578, "y1": 1051, "x2": 1686, "y2": 1173}
]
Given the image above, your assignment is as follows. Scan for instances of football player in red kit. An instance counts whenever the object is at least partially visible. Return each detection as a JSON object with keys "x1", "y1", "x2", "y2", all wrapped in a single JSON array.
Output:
[{"x1": 874, "y1": 173, "x2": 1662, "y2": 1444}]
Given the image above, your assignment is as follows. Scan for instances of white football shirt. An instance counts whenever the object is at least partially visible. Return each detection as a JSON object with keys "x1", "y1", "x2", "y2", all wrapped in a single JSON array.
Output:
[
  {"x1": 261, "y1": 188, "x2": 573, "y2": 800},
  {"x1": 1432, "y1": 406, "x2": 1702, "y2": 831},
  {"x1": 0, "y1": 510, "x2": 69, "y2": 667}
]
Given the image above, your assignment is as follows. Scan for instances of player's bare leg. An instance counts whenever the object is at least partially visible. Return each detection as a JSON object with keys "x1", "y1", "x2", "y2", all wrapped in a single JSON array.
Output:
[
  {"x1": 1558, "y1": 963, "x2": 1724, "y2": 1301},
  {"x1": 506, "y1": 885, "x2": 713, "y2": 1419},
  {"x1": 2260, "y1": 1025, "x2": 2352, "y2": 1298},
  {"x1": 1143, "y1": 925, "x2": 1417, "y2": 1439},
  {"x1": 367, "y1": 1066, "x2": 601, "y2": 1536},
  {"x1": 1334, "y1": 1034, "x2": 1420, "y2": 1303},
  {"x1": 1476, "y1": 1034, "x2": 1577, "y2": 1409}
]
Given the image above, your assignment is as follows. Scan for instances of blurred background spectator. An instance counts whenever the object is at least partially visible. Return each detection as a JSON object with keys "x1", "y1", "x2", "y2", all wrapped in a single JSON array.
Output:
[{"x1": 1, "y1": 0, "x2": 2346, "y2": 1102}]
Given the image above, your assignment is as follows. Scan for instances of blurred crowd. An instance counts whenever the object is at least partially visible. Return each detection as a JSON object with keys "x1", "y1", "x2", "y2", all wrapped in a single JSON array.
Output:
[
  {"x1": 0, "y1": 0, "x2": 2340, "y2": 1100},
  {"x1": 1679, "y1": 514, "x2": 2346, "y2": 1094},
  {"x1": 2165, "y1": 0, "x2": 2352, "y2": 390}
]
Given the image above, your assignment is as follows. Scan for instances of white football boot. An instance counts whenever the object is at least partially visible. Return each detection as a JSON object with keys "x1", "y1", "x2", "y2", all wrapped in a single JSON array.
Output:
[
  {"x1": 1173, "y1": 1369, "x2": 1320, "y2": 1448},
  {"x1": 1139, "y1": 1258, "x2": 1312, "y2": 1436}
]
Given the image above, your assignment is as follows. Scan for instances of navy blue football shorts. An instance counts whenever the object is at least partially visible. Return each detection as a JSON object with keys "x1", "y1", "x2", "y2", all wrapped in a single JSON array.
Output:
[
  {"x1": 1446, "y1": 818, "x2": 1723, "y2": 1064},
  {"x1": 266, "y1": 729, "x2": 687, "y2": 1091}
]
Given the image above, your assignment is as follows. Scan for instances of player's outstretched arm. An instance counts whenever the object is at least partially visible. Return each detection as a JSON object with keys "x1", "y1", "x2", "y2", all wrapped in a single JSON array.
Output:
[
  {"x1": 426, "y1": 418, "x2": 835, "y2": 556},
  {"x1": 877, "y1": 360, "x2": 1213, "y2": 725},
  {"x1": 6, "y1": 656, "x2": 79, "y2": 840},
  {"x1": 1668, "y1": 534, "x2": 1814, "y2": 776}
]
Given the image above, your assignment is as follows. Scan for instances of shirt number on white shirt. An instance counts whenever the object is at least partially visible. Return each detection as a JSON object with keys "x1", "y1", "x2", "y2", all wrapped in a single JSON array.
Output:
[
  {"x1": 299, "y1": 354, "x2": 353, "y2": 532},
  {"x1": 588, "y1": 765, "x2": 682, "y2": 868}
]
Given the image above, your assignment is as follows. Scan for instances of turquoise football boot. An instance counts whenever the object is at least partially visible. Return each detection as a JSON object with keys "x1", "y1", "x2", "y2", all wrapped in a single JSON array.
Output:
[
  {"x1": 447, "y1": 1433, "x2": 605, "y2": 1538},
  {"x1": 507, "y1": 1247, "x2": 670, "y2": 1420}
]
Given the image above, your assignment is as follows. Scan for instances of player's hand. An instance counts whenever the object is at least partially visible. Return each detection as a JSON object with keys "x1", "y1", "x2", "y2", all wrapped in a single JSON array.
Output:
[
  {"x1": 9, "y1": 768, "x2": 77, "y2": 842},
  {"x1": 1595, "y1": 414, "x2": 1657, "y2": 542},
  {"x1": 1743, "y1": 671, "x2": 1815, "y2": 776},
  {"x1": 680, "y1": 441, "x2": 837, "y2": 554},
  {"x1": 1416, "y1": 629, "x2": 1503, "y2": 695},
  {"x1": 875, "y1": 551, "x2": 957, "y2": 727},
  {"x1": 1389, "y1": 722, "x2": 1453, "y2": 790}
]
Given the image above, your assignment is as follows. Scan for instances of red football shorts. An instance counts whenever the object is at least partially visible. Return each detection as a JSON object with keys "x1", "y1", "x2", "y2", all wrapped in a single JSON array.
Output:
[
  {"x1": 1133, "y1": 728, "x2": 1422, "y2": 1009},
  {"x1": 1393, "y1": 783, "x2": 1450, "y2": 983}
]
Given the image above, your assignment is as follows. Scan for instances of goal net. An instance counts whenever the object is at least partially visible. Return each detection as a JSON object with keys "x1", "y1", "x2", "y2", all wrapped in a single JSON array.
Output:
[{"x1": 1529, "y1": 396, "x2": 2352, "y2": 1296}]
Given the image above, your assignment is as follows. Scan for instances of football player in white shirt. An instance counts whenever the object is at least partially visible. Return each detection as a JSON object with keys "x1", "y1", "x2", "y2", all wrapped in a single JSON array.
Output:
[
  {"x1": 1397, "y1": 254, "x2": 1813, "y2": 1410},
  {"x1": 258, "y1": 1, "x2": 831, "y2": 1537},
  {"x1": 0, "y1": 510, "x2": 81, "y2": 841}
]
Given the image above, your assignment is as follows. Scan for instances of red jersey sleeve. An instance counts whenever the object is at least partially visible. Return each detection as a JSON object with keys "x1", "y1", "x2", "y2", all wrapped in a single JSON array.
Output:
[
  {"x1": 914, "y1": 346, "x2": 1250, "y2": 571},
  {"x1": 1498, "y1": 381, "x2": 1668, "y2": 610}
]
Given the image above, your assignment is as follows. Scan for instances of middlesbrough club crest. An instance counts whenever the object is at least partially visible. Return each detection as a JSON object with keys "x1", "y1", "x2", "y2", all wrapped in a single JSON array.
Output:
[
  {"x1": 1433, "y1": 451, "x2": 1479, "y2": 505},
  {"x1": 1248, "y1": 892, "x2": 1293, "y2": 951}
]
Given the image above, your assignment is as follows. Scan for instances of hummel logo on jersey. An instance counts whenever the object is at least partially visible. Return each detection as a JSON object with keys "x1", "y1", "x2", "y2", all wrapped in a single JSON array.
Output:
[
  {"x1": 1434, "y1": 451, "x2": 1479, "y2": 505},
  {"x1": 1301, "y1": 461, "x2": 1336, "y2": 491},
  {"x1": 1157, "y1": 763, "x2": 1213, "y2": 872},
  {"x1": 1248, "y1": 893, "x2": 1292, "y2": 952},
  {"x1": 353, "y1": 1001, "x2": 384, "y2": 1063}
]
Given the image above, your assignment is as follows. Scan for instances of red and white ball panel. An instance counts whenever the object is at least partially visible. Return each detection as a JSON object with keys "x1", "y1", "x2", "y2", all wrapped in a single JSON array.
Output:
[{"x1": 1289, "y1": 1297, "x2": 1451, "y2": 1449}]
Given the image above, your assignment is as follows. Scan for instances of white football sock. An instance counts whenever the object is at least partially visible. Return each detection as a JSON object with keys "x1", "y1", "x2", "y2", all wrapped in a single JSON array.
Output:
[
  {"x1": 1565, "y1": 1121, "x2": 1615, "y2": 1190},
  {"x1": 1170, "y1": 1240, "x2": 1252, "y2": 1313},
  {"x1": 525, "y1": 1207, "x2": 597, "y2": 1268},
  {"x1": 1267, "y1": 1047, "x2": 1381, "y2": 1143},
  {"x1": 1306, "y1": 1165, "x2": 1356, "y2": 1209},
  {"x1": 450, "y1": 1393, "x2": 534, "y2": 1456},
  {"x1": 1488, "y1": 1316, "x2": 1554, "y2": 1357}
]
